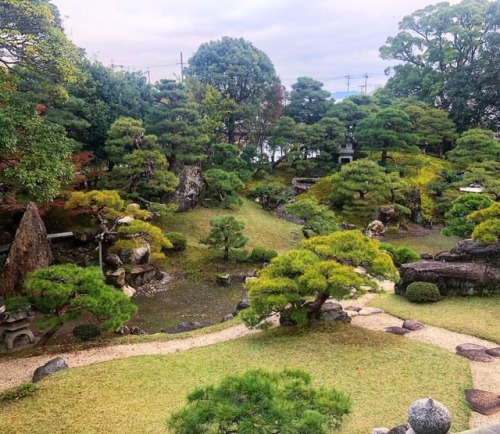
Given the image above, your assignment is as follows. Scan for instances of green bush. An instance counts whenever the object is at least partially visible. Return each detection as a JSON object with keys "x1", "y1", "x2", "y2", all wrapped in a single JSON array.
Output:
[
  {"x1": 72, "y1": 324, "x2": 101, "y2": 342},
  {"x1": 5, "y1": 296, "x2": 31, "y2": 314},
  {"x1": 0, "y1": 383, "x2": 39, "y2": 402},
  {"x1": 247, "y1": 246, "x2": 278, "y2": 263},
  {"x1": 165, "y1": 232, "x2": 187, "y2": 252},
  {"x1": 379, "y1": 243, "x2": 420, "y2": 266},
  {"x1": 405, "y1": 282, "x2": 442, "y2": 303}
]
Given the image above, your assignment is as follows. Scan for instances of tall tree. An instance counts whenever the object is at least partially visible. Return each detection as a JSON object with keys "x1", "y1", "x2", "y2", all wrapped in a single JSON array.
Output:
[
  {"x1": 187, "y1": 37, "x2": 280, "y2": 144},
  {"x1": 0, "y1": 73, "x2": 73, "y2": 202},
  {"x1": 0, "y1": 0, "x2": 80, "y2": 96},
  {"x1": 381, "y1": 0, "x2": 500, "y2": 130},
  {"x1": 284, "y1": 76, "x2": 331, "y2": 125},
  {"x1": 356, "y1": 108, "x2": 415, "y2": 165},
  {"x1": 146, "y1": 80, "x2": 208, "y2": 171}
]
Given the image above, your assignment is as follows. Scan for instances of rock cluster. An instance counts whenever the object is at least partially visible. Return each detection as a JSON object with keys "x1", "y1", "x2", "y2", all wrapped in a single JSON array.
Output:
[{"x1": 455, "y1": 343, "x2": 500, "y2": 363}]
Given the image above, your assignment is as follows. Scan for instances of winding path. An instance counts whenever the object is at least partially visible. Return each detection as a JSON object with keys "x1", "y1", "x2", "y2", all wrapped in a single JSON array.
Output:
[{"x1": 0, "y1": 288, "x2": 498, "y2": 430}]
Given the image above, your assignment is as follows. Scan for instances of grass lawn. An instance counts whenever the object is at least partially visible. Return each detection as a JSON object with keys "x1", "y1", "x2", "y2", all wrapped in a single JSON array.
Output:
[
  {"x1": 0, "y1": 324, "x2": 472, "y2": 434},
  {"x1": 369, "y1": 292, "x2": 500, "y2": 344}
]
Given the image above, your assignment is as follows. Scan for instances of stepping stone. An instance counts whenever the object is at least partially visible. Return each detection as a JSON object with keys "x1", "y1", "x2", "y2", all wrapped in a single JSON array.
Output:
[
  {"x1": 387, "y1": 424, "x2": 409, "y2": 434},
  {"x1": 385, "y1": 326, "x2": 410, "y2": 335},
  {"x1": 344, "y1": 306, "x2": 362, "y2": 312},
  {"x1": 457, "y1": 343, "x2": 488, "y2": 351},
  {"x1": 403, "y1": 319, "x2": 425, "y2": 331},
  {"x1": 485, "y1": 347, "x2": 500, "y2": 358},
  {"x1": 456, "y1": 348, "x2": 495, "y2": 362},
  {"x1": 358, "y1": 307, "x2": 384, "y2": 316},
  {"x1": 346, "y1": 310, "x2": 359, "y2": 317},
  {"x1": 465, "y1": 389, "x2": 500, "y2": 415}
]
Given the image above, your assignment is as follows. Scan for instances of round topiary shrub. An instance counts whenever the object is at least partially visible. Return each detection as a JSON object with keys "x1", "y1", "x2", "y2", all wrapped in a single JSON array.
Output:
[
  {"x1": 72, "y1": 324, "x2": 101, "y2": 342},
  {"x1": 405, "y1": 282, "x2": 442, "y2": 303},
  {"x1": 248, "y1": 246, "x2": 278, "y2": 263},
  {"x1": 165, "y1": 232, "x2": 187, "y2": 252}
]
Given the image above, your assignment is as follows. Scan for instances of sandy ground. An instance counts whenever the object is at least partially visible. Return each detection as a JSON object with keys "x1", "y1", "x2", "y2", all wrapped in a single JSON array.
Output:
[{"x1": 0, "y1": 284, "x2": 498, "y2": 429}]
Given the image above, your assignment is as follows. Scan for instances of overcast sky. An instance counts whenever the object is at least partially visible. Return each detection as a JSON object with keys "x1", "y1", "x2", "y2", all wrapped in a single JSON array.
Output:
[{"x1": 51, "y1": 0, "x2": 458, "y2": 95}]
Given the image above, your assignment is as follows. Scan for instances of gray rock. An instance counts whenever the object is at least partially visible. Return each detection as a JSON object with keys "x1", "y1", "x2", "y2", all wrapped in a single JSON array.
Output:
[
  {"x1": 33, "y1": 357, "x2": 68, "y2": 383},
  {"x1": 125, "y1": 242, "x2": 151, "y2": 265},
  {"x1": 395, "y1": 261, "x2": 500, "y2": 297},
  {"x1": 0, "y1": 203, "x2": 53, "y2": 298},
  {"x1": 485, "y1": 347, "x2": 500, "y2": 358},
  {"x1": 372, "y1": 429, "x2": 390, "y2": 434},
  {"x1": 358, "y1": 307, "x2": 384, "y2": 316},
  {"x1": 105, "y1": 253, "x2": 123, "y2": 270},
  {"x1": 346, "y1": 310, "x2": 359, "y2": 317},
  {"x1": 385, "y1": 326, "x2": 411, "y2": 335},
  {"x1": 408, "y1": 398, "x2": 451, "y2": 434},
  {"x1": 379, "y1": 205, "x2": 395, "y2": 225},
  {"x1": 129, "y1": 264, "x2": 157, "y2": 287},
  {"x1": 456, "y1": 348, "x2": 495, "y2": 362},
  {"x1": 322, "y1": 310, "x2": 352, "y2": 323},
  {"x1": 465, "y1": 389, "x2": 500, "y2": 416},
  {"x1": 403, "y1": 320, "x2": 425, "y2": 331},
  {"x1": 221, "y1": 314, "x2": 234, "y2": 322},
  {"x1": 129, "y1": 326, "x2": 146, "y2": 335},
  {"x1": 216, "y1": 274, "x2": 231, "y2": 286},
  {"x1": 235, "y1": 299, "x2": 250, "y2": 312},
  {"x1": 344, "y1": 305, "x2": 362, "y2": 312},
  {"x1": 366, "y1": 220, "x2": 386, "y2": 239},
  {"x1": 434, "y1": 239, "x2": 500, "y2": 267},
  {"x1": 170, "y1": 166, "x2": 207, "y2": 212},
  {"x1": 106, "y1": 268, "x2": 126, "y2": 288},
  {"x1": 162, "y1": 321, "x2": 211, "y2": 334},
  {"x1": 388, "y1": 424, "x2": 409, "y2": 434},
  {"x1": 115, "y1": 325, "x2": 130, "y2": 335},
  {"x1": 456, "y1": 343, "x2": 488, "y2": 352},
  {"x1": 321, "y1": 301, "x2": 343, "y2": 312}
]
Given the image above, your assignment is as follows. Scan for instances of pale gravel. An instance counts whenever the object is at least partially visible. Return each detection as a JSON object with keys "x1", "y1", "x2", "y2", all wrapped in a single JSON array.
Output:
[{"x1": 0, "y1": 282, "x2": 498, "y2": 430}]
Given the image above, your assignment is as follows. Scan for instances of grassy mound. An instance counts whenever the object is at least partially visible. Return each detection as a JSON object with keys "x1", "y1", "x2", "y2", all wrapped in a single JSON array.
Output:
[{"x1": 0, "y1": 324, "x2": 471, "y2": 433}]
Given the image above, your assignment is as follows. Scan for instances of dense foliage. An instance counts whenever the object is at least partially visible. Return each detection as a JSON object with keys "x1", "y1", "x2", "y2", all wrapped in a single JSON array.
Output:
[
  {"x1": 168, "y1": 369, "x2": 351, "y2": 434},
  {"x1": 200, "y1": 215, "x2": 249, "y2": 260},
  {"x1": 405, "y1": 282, "x2": 442, "y2": 303}
]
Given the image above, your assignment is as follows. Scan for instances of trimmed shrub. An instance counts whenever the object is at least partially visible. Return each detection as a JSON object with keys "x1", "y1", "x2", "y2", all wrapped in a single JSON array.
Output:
[
  {"x1": 0, "y1": 383, "x2": 38, "y2": 402},
  {"x1": 405, "y1": 282, "x2": 442, "y2": 303},
  {"x1": 247, "y1": 246, "x2": 278, "y2": 263},
  {"x1": 165, "y1": 232, "x2": 187, "y2": 251},
  {"x1": 72, "y1": 324, "x2": 101, "y2": 342},
  {"x1": 379, "y1": 243, "x2": 420, "y2": 266}
]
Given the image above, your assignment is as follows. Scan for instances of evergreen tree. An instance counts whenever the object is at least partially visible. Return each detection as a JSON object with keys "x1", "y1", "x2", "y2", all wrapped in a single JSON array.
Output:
[{"x1": 200, "y1": 215, "x2": 248, "y2": 260}]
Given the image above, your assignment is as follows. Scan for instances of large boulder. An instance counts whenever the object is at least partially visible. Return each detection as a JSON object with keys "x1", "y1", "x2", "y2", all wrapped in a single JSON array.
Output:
[
  {"x1": 118, "y1": 242, "x2": 151, "y2": 265},
  {"x1": 366, "y1": 220, "x2": 386, "y2": 239},
  {"x1": 33, "y1": 357, "x2": 68, "y2": 383},
  {"x1": 170, "y1": 166, "x2": 206, "y2": 212},
  {"x1": 0, "y1": 203, "x2": 53, "y2": 297},
  {"x1": 407, "y1": 185, "x2": 423, "y2": 224},
  {"x1": 408, "y1": 398, "x2": 451, "y2": 434},
  {"x1": 395, "y1": 261, "x2": 500, "y2": 297},
  {"x1": 435, "y1": 240, "x2": 500, "y2": 267}
]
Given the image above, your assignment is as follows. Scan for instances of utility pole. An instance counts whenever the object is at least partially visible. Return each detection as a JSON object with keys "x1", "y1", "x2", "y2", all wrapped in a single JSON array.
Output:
[
  {"x1": 146, "y1": 67, "x2": 151, "y2": 85},
  {"x1": 364, "y1": 73, "x2": 369, "y2": 95},
  {"x1": 180, "y1": 52, "x2": 184, "y2": 83},
  {"x1": 359, "y1": 85, "x2": 365, "y2": 95},
  {"x1": 345, "y1": 74, "x2": 351, "y2": 96}
]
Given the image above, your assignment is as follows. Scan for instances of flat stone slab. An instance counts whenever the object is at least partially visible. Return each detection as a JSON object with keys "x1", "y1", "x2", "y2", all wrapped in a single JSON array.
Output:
[
  {"x1": 385, "y1": 326, "x2": 411, "y2": 336},
  {"x1": 456, "y1": 348, "x2": 495, "y2": 362},
  {"x1": 465, "y1": 389, "x2": 500, "y2": 415},
  {"x1": 485, "y1": 347, "x2": 500, "y2": 358},
  {"x1": 344, "y1": 305, "x2": 362, "y2": 312},
  {"x1": 358, "y1": 307, "x2": 384, "y2": 316},
  {"x1": 346, "y1": 310, "x2": 359, "y2": 317},
  {"x1": 457, "y1": 343, "x2": 488, "y2": 351},
  {"x1": 403, "y1": 319, "x2": 425, "y2": 331}
]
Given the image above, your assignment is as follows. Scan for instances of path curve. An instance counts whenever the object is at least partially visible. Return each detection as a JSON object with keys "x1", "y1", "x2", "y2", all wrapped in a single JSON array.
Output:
[{"x1": 1, "y1": 289, "x2": 498, "y2": 430}]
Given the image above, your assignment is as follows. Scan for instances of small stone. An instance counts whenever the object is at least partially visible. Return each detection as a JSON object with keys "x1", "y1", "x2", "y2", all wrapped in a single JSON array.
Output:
[
  {"x1": 372, "y1": 429, "x2": 390, "y2": 434},
  {"x1": 465, "y1": 389, "x2": 500, "y2": 416},
  {"x1": 385, "y1": 326, "x2": 411, "y2": 335},
  {"x1": 358, "y1": 307, "x2": 384, "y2": 316},
  {"x1": 129, "y1": 326, "x2": 146, "y2": 335},
  {"x1": 115, "y1": 325, "x2": 130, "y2": 335},
  {"x1": 344, "y1": 305, "x2": 362, "y2": 312},
  {"x1": 121, "y1": 285, "x2": 136, "y2": 298},
  {"x1": 221, "y1": 314, "x2": 234, "y2": 323},
  {"x1": 321, "y1": 301, "x2": 343, "y2": 312},
  {"x1": 388, "y1": 424, "x2": 409, "y2": 434},
  {"x1": 485, "y1": 347, "x2": 500, "y2": 358},
  {"x1": 456, "y1": 348, "x2": 494, "y2": 362},
  {"x1": 216, "y1": 274, "x2": 231, "y2": 286},
  {"x1": 408, "y1": 398, "x2": 451, "y2": 434},
  {"x1": 456, "y1": 343, "x2": 488, "y2": 351},
  {"x1": 235, "y1": 299, "x2": 250, "y2": 312},
  {"x1": 403, "y1": 320, "x2": 425, "y2": 331},
  {"x1": 33, "y1": 357, "x2": 68, "y2": 383}
]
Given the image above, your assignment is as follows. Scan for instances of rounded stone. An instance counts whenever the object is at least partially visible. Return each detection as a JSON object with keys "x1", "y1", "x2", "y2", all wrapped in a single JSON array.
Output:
[{"x1": 408, "y1": 398, "x2": 451, "y2": 434}]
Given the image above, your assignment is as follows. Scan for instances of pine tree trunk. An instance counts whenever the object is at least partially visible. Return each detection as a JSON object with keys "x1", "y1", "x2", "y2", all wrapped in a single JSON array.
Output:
[{"x1": 306, "y1": 292, "x2": 330, "y2": 322}]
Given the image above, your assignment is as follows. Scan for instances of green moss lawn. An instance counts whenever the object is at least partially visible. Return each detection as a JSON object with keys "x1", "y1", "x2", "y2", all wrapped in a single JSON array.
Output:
[
  {"x1": 0, "y1": 324, "x2": 471, "y2": 434},
  {"x1": 369, "y1": 293, "x2": 500, "y2": 343}
]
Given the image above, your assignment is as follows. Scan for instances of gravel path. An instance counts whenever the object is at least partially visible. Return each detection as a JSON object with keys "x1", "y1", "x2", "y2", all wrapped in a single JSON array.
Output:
[{"x1": 0, "y1": 284, "x2": 498, "y2": 430}]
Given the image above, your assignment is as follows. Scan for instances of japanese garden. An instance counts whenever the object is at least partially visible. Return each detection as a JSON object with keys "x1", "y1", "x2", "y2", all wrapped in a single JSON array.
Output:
[{"x1": 0, "y1": 0, "x2": 499, "y2": 433}]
